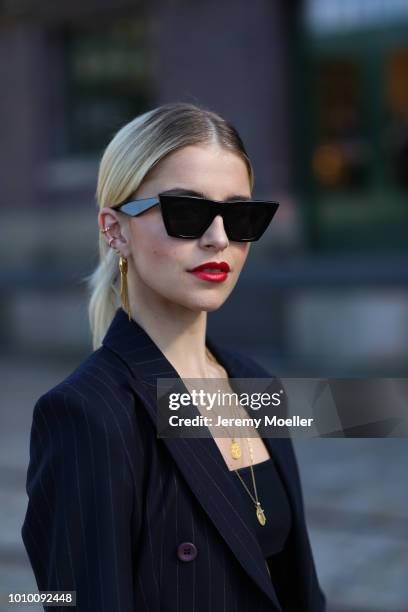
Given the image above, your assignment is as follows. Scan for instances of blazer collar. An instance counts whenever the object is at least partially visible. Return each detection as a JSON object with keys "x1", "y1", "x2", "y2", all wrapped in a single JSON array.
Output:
[{"x1": 102, "y1": 307, "x2": 293, "y2": 610}]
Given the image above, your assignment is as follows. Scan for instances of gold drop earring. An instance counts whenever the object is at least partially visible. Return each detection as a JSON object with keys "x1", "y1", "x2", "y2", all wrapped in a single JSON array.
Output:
[{"x1": 119, "y1": 256, "x2": 131, "y2": 321}]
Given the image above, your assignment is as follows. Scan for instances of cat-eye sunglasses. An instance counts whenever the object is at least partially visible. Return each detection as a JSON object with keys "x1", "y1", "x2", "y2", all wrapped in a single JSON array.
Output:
[{"x1": 111, "y1": 193, "x2": 279, "y2": 242}]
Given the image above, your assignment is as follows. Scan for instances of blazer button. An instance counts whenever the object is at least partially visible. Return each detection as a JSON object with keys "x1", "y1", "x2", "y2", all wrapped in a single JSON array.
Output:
[{"x1": 177, "y1": 542, "x2": 197, "y2": 561}]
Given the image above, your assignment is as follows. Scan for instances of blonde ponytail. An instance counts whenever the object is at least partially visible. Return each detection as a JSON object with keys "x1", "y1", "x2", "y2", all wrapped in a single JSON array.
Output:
[{"x1": 86, "y1": 240, "x2": 120, "y2": 350}]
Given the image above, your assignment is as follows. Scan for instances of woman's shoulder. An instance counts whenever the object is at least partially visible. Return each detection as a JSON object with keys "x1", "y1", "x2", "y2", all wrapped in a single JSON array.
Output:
[
  {"x1": 33, "y1": 345, "x2": 141, "y2": 434},
  {"x1": 28, "y1": 346, "x2": 147, "y2": 503}
]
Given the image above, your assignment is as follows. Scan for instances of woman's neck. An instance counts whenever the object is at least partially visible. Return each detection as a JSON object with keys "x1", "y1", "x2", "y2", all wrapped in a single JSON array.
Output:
[{"x1": 129, "y1": 299, "x2": 220, "y2": 379}]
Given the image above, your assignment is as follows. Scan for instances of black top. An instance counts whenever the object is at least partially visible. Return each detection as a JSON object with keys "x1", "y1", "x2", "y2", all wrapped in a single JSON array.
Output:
[{"x1": 231, "y1": 456, "x2": 293, "y2": 607}]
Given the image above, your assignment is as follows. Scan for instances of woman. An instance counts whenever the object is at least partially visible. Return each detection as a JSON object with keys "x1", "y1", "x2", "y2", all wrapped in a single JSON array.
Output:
[{"x1": 22, "y1": 102, "x2": 326, "y2": 611}]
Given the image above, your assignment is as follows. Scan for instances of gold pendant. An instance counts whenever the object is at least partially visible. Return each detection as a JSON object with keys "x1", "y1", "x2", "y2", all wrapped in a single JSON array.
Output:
[
  {"x1": 256, "y1": 504, "x2": 266, "y2": 526},
  {"x1": 230, "y1": 440, "x2": 241, "y2": 459}
]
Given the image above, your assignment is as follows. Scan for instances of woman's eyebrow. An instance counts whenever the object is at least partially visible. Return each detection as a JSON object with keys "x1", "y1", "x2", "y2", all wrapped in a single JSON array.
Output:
[{"x1": 160, "y1": 187, "x2": 252, "y2": 202}]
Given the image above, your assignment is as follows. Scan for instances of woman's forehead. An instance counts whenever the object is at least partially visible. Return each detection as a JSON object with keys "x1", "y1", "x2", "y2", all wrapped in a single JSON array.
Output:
[
  {"x1": 158, "y1": 187, "x2": 252, "y2": 202},
  {"x1": 140, "y1": 147, "x2": 251, "y2": 200}
]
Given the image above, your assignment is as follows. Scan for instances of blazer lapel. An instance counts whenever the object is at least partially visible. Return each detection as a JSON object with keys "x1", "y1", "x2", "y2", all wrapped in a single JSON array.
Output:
[{"x1": 102, "y1": 308, "x2": 287, "y2": 610}]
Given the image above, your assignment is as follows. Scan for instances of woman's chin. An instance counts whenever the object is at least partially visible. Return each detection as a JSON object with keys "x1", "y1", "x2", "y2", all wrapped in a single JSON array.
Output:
[{"x1": 185, "y1": 297, "x2": 228, "y2": 312}]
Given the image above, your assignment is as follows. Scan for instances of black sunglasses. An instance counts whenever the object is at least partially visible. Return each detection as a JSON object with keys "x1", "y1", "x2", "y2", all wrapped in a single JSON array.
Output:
[{"x1": 111, "y1": 194, "x2": 279, "y2": 242}]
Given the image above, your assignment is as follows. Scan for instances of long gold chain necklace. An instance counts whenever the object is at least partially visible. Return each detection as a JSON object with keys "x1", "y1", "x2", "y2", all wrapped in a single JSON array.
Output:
[
  {"x1": 234, "y1": 436, "x2": 267, "y2": 526},
  {"x1": 205, "y1": 347, "x2": 267, "y2": 526}
]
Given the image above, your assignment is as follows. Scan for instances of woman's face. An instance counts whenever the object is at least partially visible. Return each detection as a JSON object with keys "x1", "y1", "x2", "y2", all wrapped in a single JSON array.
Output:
[{"x1": 100, "y1": 143, "x2": 252, "y2": 314}]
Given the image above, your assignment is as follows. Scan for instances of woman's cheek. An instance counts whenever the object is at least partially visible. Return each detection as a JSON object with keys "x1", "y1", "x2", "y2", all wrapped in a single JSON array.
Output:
[
  {"x1": 150, "y1": 245, "x2": 179, "y2": 269},
  {"x1": 234, "y1": 245, "x2": 250, "y2": 270},
  {"x1": 144, "y1": 245, "x2": 186, "y2": 291}
]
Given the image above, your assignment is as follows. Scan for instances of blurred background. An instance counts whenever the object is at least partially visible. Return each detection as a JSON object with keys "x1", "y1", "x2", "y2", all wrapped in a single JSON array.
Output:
[{"x1": 1, "y1": 0, "x2": 407, "y2": 610}]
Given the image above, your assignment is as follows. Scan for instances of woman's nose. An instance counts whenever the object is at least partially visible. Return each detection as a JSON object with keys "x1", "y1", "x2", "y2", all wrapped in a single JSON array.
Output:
[{"x1": 198, "y1": 215, "x2": 229, "y2": 250}]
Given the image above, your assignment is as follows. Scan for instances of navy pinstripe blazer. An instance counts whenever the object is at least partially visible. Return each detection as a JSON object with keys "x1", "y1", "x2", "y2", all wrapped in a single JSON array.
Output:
[{"x1": 22, "y1": 307, "x2": 326, "y2": 612}]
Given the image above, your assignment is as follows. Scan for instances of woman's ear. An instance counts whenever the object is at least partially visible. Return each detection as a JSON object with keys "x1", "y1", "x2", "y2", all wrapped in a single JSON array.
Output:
[{"x1": 98, "y1": 207, "x2": 132, "y2": 258}]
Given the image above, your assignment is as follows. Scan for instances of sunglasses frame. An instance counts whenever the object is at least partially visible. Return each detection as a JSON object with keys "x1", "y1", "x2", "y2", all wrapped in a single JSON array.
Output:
[{"x1": 111, "y1": 194, "x2": 279, "y2": 242}]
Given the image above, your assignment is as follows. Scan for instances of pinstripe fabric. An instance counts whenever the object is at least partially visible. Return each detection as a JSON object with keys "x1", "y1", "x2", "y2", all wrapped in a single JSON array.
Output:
[{"x1": 22, "y1": 307, "x2": 326, "y2": 612}]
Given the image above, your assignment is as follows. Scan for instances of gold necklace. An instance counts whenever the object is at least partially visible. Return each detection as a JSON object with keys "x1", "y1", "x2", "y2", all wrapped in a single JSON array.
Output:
[
  {"x1": 205, "y1": 347, "x2": 266, "y2": 526},
  {"x1": 234, "y1": 436, "x2": 267, "y2": 526},
  {"x1": 205, "y1": 347, "x2": 242, "y2": 460}
]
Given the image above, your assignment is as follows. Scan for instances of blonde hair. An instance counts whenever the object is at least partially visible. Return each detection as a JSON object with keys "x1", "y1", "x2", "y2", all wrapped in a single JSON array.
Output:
[{"x1": 86, "y1": 102, "x2": 254, "y2": 349}]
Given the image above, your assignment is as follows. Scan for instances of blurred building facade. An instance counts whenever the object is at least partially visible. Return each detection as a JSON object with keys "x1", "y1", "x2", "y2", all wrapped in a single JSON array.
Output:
[{"x1": 1, "y1": 0, "x2": 408, "y2": 375}]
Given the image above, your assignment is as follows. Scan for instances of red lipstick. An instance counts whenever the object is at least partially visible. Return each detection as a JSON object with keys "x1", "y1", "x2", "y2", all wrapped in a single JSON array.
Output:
[{"x1": 189, "y1": 261, "x2": 230, "y2": 283}]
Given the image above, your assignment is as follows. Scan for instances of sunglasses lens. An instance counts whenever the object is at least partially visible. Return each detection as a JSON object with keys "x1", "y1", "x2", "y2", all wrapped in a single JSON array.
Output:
[
  {"x1": 160, "y1": 196, "x2": 211, "y2": 238},
  {"x1": 223, "y1": 204, "x2": 278, "y2": 241}
]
